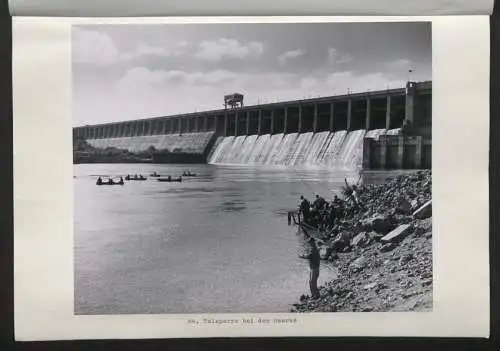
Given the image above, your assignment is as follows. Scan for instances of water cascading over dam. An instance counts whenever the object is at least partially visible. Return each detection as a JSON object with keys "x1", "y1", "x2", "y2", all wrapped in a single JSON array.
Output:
[{"x1": 207, "y1": 129, "x2": 394, "y2": 169}]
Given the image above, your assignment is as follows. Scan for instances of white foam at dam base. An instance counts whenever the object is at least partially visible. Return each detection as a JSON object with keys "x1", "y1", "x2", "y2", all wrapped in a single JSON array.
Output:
[{"x1": 208, "y1": 129, "x2": 392, "y2": 169}]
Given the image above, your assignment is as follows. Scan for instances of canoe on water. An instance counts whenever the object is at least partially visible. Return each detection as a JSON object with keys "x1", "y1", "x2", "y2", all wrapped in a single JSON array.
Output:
[
  {"x1": 125, "y1": 176, "x2": 147, "y2": 181},
  {"x1": 96, "y1": 182, "x2": 124, "y2": 186},
  {"x1": 157, "y1": 177, "x2": 182, "y2": 182}
]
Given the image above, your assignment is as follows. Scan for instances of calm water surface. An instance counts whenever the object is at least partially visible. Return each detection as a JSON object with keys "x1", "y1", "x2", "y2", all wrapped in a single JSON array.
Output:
[{"x1": 74, "y1": 163, "x2": 371, "y2": 314}]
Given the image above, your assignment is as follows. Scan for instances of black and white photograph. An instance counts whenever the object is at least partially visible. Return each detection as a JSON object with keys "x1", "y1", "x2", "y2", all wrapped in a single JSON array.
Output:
[{"x1": 72, "y1": 21, "x2": 432, "y2": 315}]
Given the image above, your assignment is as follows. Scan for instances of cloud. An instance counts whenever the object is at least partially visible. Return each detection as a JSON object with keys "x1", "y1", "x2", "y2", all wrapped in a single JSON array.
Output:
[
  {"x1": 194, "y1": 38, "x2": 264, "y2": 61},
  {"x1": 117, "y1": 67, "x2": 171, "y2": 88},
  {"x1": 115, "y1": 67, "x2": 404, "y2": 105},
  {"x1": 200, "y1": 70, "x2": 239, "y2": 84},
  {"x1": 173, "y1": 41, "x2": 189, "y2": 56},
  {"x1": 391, "y1": 59, "x2": 412, "y2": 68},
  {"x1": 73, "y1": 28, "x2": 120, "y2": 66},
  {"x1": 73, "y1": 28, "x2": 172, "y2": 65},
  {"x1": 325, "y1": 71, "x2": 405, "y2": 93},
  {"x1": 117, "y1": 67, "x2": 294, "y2": 92},
  {"x1": 328, "y1": 48, "x2": 353, "y2": 65},
  {"x1": 300, "y1": 77, "x2": 318, "y2": 90},
  {"x1": 120, "y1": 44, "x2": 171, "y2": 61},
  {"x1": 388, "y1": 58, "x2": 416, "y2": 74},
  {"x1": 117, "y1": 68, "x2": 240, "y2": 92},
  {"x1": 278, "y1": 49, "x2": 305, "y2": 64}
]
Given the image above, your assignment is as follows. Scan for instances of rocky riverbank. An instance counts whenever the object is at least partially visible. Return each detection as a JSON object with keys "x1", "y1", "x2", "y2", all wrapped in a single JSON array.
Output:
[{"x1": 291, "y1": 170, "x2": 432, "y2": 312}]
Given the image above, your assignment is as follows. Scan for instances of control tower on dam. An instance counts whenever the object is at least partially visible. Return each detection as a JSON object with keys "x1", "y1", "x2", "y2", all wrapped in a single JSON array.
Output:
[{"x1": 73, "y1": 81, "x2": 431, "y2": 169}]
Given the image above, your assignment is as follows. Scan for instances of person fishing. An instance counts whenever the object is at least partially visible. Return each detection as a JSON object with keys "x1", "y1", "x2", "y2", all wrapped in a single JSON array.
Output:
[
  {"x1": 313, "y1": 193, "x2": 326, "y2": 211},
  {"x1": 118, "y1": 176, "x2": 124, "y2": 185},
  {"x1": 304, "y1": 236, "x2": 321, "y2": 299},
  {"x1": 327, "y1": 201, "x2": 338, "y2": 229},
  {"x1": 107, "y1": 177, "x2": 113, "y2": 185},
  {"x1": 298, "y1": 195, "x2": 311, "y2": 224},
  {"x1": 344, "y1": 178, "x2": 361, "y2": 208},
  {"x1": 96, "y1": 176, "x2": 103, "y2": 185}
]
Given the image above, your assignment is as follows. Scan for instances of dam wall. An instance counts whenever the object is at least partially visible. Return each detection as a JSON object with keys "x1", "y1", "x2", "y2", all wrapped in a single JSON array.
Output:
[
  {"x1": 74, "y1": 81, "x2": 431, "y2": 167},
  {"x1": 363, "y1": 134, "x2": 432, "y2": 170}
]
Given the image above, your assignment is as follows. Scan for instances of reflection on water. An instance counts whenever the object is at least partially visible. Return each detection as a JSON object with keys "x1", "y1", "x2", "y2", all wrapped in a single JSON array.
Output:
[{"x1": 74, "y1": 163, "x2": 367, "y2": 314}]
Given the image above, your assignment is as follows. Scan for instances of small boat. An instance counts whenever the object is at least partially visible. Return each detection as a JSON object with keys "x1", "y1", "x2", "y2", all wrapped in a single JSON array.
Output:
[
  {"x1": 125, "y1": 175, "x2": 147, "y2": 181},
  {"x1": 158, "y1": 177, "x2": 182, "y2": 182},
  {"x1": 182, "y1": 172, "x2": 197, "y2": 177},
  {"x1": 96, "y1": 177, "x2": 124, "y2": 186},
  {"x1": 96, "y1": 181, "x2": 124, "y2": 186}
]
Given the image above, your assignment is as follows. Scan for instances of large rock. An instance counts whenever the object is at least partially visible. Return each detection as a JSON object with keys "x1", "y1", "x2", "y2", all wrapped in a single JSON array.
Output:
[
  {"x1": 361, "y1": 215, "x2": 393, "y2": 234},
  {"x1": 351, "y1": 232, "x2": 370, "y2": 248},
  {"x1": 413, "y1": 200, "x2": 432, "y2": 219},
  {"x1": 350, "y1": 256, "x2": 367, "y2": 272},
  {"x1": 331, "y1": 231, "x2": 351, "y2": 251},
  {"x1": 368, "y1": 231, "x2": 384, "y2": 242},
  {"x1": 320, "y1": 246, "x2": 334, "y2": 260},
  {"x1": 381, "y1": 224, "x2": 413, "y2": 243},
  {"x1": 410, "y1": 199, "x2": 420, "y2": 211},
  {"x1": 415, "y1": 217, "x2": 432, "y2": 232},
  {"x1": 396, "y1": 199, "x2": 412, "y2": 214}
]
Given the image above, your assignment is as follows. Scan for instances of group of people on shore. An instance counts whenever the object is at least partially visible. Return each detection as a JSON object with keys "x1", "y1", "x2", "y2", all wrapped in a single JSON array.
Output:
[
  {"x1": 298, "y1": 178, "x2": 362, "y2": 230},
  {"x1": 296, "y1": 177, "x2": 363, "y2": 299}
]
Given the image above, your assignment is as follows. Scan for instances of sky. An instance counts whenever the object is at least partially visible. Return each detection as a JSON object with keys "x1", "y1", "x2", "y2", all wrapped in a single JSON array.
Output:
[{"x1": 72, "y1": 22, "x2": 431, "y2": 126}]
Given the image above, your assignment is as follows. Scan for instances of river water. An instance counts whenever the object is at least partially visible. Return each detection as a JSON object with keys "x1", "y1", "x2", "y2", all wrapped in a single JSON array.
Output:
[{"x1": 74, "y1": 163, "x2": 365, "y2": 314}]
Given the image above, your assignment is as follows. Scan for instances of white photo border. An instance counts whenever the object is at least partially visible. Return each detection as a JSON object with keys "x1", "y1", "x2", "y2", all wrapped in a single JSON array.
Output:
[{"x1": 13, "y1": 16, "x2": 490, "y2": 340}]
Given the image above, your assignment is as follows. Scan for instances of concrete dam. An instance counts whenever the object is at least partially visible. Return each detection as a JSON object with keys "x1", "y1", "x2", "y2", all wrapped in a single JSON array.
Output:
[{"x1": 73, "y1": 81, "x2": 432, "y2": 169}]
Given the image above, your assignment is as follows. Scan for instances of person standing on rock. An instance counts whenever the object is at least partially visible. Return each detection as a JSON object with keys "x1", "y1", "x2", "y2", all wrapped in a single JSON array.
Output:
[
  {"x1": 344, "y1": 178, "x2": 361, "y2": 210},
  {"x1": 298, "y1": 195, "x2": 311, "y2": 224},
  {"x1": 327, "y1": 202, "x2": 338, "y2": 229},
  {"x1": 305, "y1": 237, "x2": 321, "y2": 299},
  {"x1": 351, "y1": 185, "x2": 360, "y2": 206},
  {"x1": 313, "y1": 193, "x2": 326, "y2": 211}
]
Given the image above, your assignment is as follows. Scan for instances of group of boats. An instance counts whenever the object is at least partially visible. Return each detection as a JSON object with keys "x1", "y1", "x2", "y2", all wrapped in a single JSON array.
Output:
[
  {"x1": 149, "y1": 171, "x2": 197, "y2": 178},
  {"x1": 95, "y1": 171, "x2": 197, "y2": 186}
]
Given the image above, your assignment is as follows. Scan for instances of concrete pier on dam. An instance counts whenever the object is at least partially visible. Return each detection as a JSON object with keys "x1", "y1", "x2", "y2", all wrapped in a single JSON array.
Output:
[{"x1": 73, "y1": 81, "x2": 431, "y2": 169}]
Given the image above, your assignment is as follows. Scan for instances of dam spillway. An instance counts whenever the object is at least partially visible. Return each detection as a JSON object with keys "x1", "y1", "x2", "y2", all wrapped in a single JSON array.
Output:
[
  {"x1": 207, "y1": 129, "x2": 392, "y2": 168},
  {"x1": 74, "y1": 81, "x2": 432, "y2": 169}
]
